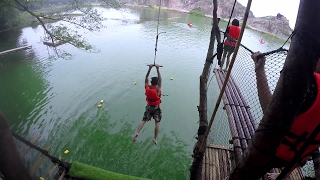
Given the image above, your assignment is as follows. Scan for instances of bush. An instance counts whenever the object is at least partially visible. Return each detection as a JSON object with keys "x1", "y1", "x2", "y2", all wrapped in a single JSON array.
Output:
[
  {"x1": 148, "y1": 4, "x2": 159, "y2": 9},
  {"x1": 188, "y1": 7, "x2": 205, "y2": 17}
]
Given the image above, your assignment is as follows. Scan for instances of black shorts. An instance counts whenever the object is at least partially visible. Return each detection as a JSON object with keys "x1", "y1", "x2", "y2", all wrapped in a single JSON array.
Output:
[
  {"x1": 143, "y1": 105, "x2": 162, "y2": 122},
  {"x1": 224, "y1": 44, "x2": 235, "y2": 53}
]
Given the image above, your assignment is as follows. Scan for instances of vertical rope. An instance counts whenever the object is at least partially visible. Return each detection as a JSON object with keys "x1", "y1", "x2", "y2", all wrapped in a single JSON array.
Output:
[
  {"x1": 153, "y1": 0, "x2": 162, "y2": 65},
  {"x1": 224, "y1": 0, "x2": 237, "y2": 39}
]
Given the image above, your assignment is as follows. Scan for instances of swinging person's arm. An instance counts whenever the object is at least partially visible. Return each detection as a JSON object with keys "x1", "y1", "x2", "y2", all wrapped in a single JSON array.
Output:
[
  {"x1": 145, "y1": 64, "x2": 153, "y2": 88},
  {"x1": 155, "y1": 64, "x2": 162, "y2": 89}
]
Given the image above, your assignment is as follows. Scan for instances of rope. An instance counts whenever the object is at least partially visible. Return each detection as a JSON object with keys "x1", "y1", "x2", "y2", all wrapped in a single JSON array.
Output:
[
  {"x1": 224, "y1": 0, "x2": 237, "y2": 40},
  {"x1": 217, "y1": 0, "x2": 237, "y2": 62},
  {"x1": 11, "y1": 131, "x2": 71, "y2": 170},
  {"x1": 198, "y1": 0, "x2": 253, "y2": 156},
  {"x1": 153, "y1": 0, "x2": 165, "y2": 66}
]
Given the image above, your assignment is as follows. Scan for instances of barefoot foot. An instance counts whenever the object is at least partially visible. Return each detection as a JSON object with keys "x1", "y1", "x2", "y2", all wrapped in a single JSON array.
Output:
[
  {"x1": 153, "y1": 138, "x2": 157, "y2": 145},
  {"x1": 133, "y1": 133, "x2": 139, "y2": 142},
  {"x1": 267, "y1": 173, "x2": 280, "y2": 180}
]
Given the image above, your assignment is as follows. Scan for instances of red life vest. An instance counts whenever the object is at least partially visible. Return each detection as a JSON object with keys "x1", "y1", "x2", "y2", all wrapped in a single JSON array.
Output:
[
  {"x1": 224, "y1": 25, "x2": 241, "y2": 47},
  {"x1": 276, "y1": 72, "x2": 320, "y2": 162},
  {"x1": 145, "y1": 85, "x2": 161, "y2": 106}
]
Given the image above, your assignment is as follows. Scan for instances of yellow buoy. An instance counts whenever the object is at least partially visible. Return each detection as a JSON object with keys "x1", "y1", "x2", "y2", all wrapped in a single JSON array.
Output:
[
  {"x1": 97, "y1": 104, "x2": 102, "y2": 108},
  {"x1": 64, "y1": 150, "x2": 69, "y2": 155},
  {"x1": 134, "y1": 82, "x2": 137, "y2": 85},
  {"x1": 39, "y1": 177, "x2": 45, "y2": 180},
  {"x1": 100, "y1": 100, "x2": 104, "y2": 104},
  {"x1": 170, "y1": 77, "x2": 173, "y2": 80}
]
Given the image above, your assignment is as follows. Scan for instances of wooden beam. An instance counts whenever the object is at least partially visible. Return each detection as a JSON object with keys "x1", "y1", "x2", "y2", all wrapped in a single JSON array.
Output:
[
  {"x1": 19, "y1": 133, "x2": 41, "y2": 158},
  {"x1": 0, "y1": 46, "x2": 32, "y2": 56},
  {"x1": 58, "y1": 170, "x2": 66, "y2": 180},
  {"x1": 45, "y1": 157, "x2": 62, "y2": 180},
  {"x1": 30, "y1": 147, "x2": 51, "y2": 176}
]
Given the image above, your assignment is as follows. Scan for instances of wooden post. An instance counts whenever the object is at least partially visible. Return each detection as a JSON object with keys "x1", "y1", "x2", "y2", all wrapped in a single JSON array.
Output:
[
  {"x1": 0, "y1": 112, "x2": 32, "y2": 180},
  {"x1": 0, "y1": 46, "x2": 32, "y2": 56},
  {"x1": 189, "y1": 0, "x2": 220, "y2": 179},
  {"x1": 229, "y1": 0, "x2": 320, "y2": 179}
]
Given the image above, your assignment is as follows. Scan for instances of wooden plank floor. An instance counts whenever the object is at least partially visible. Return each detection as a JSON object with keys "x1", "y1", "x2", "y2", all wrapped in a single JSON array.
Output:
[
  {"x1": 199, "y1": 144, "x2": 235, "y2": 180},
  {"x1": 274, "y1": 167, "x2": 306, "y2": 180}
]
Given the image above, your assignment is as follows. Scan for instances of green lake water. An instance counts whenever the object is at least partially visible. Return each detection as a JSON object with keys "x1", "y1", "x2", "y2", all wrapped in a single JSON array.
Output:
[{"x1": 0, "y1": 6, "x2": 289, "y2": 180}]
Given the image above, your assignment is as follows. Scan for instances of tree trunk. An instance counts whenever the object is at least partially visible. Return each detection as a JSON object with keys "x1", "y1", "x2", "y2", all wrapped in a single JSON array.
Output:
[
  {"x1": 0, "y1": 112, "x2": 32, "y2": 180},
  {"x1": 189, "y1": 0, "x2": 220, "y2": 179},
  {"x1": 229, "y1": 0, "x2": 320, "y2": 179}
]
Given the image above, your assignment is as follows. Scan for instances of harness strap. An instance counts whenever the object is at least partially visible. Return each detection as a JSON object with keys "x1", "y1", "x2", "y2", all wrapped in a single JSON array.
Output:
[
  {"x1": 147, "y1": 98, "x2": 160, "y2": 102},
  {"x1": 280, "y1": 130, "x2": 320, "y2": 163}
]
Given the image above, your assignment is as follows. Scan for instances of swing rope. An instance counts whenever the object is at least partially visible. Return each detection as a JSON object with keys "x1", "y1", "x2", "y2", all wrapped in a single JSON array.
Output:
[
  {"x1": 152, "y1": 0, "x2": 165, "y2": 66},
  {"x1": 224, "y1": 0, "x2": 237, "y2": 39},
  {"x1": 216, "y1": 0, "x2": 237, "y2": 64}
]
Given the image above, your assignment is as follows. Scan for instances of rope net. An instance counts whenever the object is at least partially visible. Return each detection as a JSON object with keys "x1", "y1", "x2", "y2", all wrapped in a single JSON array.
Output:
[
  {"x1": 207, "y1": 33, "x2": 287, "y2": 144},
  {"x1": 205, "y1": 31, "x2": 315, "y2": 178}
]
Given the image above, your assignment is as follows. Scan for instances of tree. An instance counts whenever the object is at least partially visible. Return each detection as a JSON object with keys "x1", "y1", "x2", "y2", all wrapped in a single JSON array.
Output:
[
  {"x1": 0, "y1": 0, "x2": 120, "y2": 56},
  {"x1": 0, "y1": 3, "x2": 20, "y2": 30}
]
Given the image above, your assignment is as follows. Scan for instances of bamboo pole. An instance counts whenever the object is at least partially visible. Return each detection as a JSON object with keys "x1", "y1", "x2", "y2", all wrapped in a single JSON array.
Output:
[
  {"x1": 227, "y1": 73, "x2": 257, "y2": 132},
  {"x1": 226, "y1": 76, "x2": 255, "y2": 137},
  {"x1": 223, "y1": 72, "x2": 252, "y2": 143},
  {"x1": 229, "y1": 0, "x2": 320, "y2": 179},
  {"x1": 218, "y1": 71, "x2": 248, "y2": 151},
  {"x1": 216, "y1": 70, "x2": 243, "y2": 161},
  {"x1": 228, "y1": 74, "x2": 257, "y2": 129},
  {"x1": 236, "y1": 106, "x2": 251, "y2": 144},
  {"x1": 240, "y1": 107, "x2": 255, "y2": 136},
  {"x1": 198, "y1": 0, "x2": 253, "y2": 155},
  {"x1": 215, "y1": 148, "x2": 220, "y2": 180}
]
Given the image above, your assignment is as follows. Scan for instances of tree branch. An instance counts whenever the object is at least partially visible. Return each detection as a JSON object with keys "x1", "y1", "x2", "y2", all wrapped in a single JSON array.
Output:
[{"x1": 12, "y1": 0, "x2": 56, "y2": 45}]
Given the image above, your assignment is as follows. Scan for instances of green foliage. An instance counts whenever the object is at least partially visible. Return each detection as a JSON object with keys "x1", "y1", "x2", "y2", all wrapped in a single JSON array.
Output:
[
  {"x1": 0, "y1": 2, "x2": 21, "y2": 30},
  {"x1": 69, "y1": 161, "x2": 151, "y2": 180},
  {"x1": 147, "y1": 4, "x2": 159, "y2": 9},
  {"x1": 0, "y1": 0, "x2": 113, "y2": 56},
  {"x1": 188, "y1": 7, "x2": 205, "y2": 17}
]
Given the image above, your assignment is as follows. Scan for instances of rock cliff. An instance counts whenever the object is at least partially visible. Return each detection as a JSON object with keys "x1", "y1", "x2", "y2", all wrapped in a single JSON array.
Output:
[{"x1": 124, "y1": 0, "x2": 293, "y2": 39}]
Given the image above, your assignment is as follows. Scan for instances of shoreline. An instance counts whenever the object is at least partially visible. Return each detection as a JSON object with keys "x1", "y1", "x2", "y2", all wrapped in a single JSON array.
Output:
[{"x1": 123, "y1": 4, "x2": 290, "y2": 42}]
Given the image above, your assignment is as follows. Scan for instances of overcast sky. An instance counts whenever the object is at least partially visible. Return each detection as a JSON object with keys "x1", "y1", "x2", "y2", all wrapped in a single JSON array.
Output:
[{"x1": 237, "y1": 0, "x2": 300, "y2": 29}]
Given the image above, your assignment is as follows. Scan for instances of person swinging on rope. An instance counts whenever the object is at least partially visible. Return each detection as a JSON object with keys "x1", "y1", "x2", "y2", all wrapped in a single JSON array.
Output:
[
  {"x1": 220, "y1": 19, "x2": 241, "y2": 71},
  {"x1": 133, "y1": 64, "x2": 162, "y2": 145},
  {"x1": 252, "y1": 52, "x2": 320, "y2": 180}
]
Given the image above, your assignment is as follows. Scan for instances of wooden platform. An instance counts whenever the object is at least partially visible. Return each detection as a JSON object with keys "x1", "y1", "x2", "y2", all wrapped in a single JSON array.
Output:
[
  {"x1": 12, "y1": 133, "x2": 68, "y2": 180},
  {"x1": 0, "y1": 46, "x2": 32, "y2": 56},
  {"x1": 199, "y1": 144, "x2": 235, "y2": 180}
]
